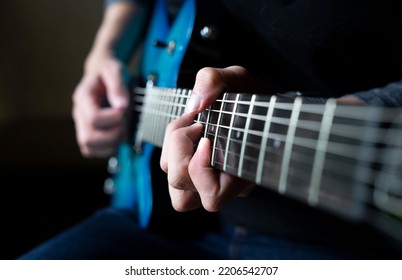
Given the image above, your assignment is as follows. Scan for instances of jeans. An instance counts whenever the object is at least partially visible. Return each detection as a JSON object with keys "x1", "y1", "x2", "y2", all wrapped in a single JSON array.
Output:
[{"x1": 17, "y1": 207, "x2": 379, "y2": 260}]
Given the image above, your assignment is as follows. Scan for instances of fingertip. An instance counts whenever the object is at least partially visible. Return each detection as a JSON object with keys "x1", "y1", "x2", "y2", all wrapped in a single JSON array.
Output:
[
  {"x1": 108, "y1": 92, "x2": 129, "y2": 109},
  {"x1": 185, "y1": 92, "x2": 201, "y2": 113},
  {"x1": 114, "y1": 96, "x2": 129, "y2": 109},
  {"x1": 192, "y1": 67, "x2": 224, "y2": 111},
  {"x1": 196, "y1": 137, "x2": 209, "y2": 151},
  {"x1": 194, "y1": 137, "x2": 212, "y2": 167}
]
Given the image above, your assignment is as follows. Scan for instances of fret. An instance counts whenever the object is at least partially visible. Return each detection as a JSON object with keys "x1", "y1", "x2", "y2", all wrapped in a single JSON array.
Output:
[
  {"x1": 148, "y1": 90, "x2": 154, "y2": 143},
  {"x1": 162, "y1": 88, "x2": 172, "y2": 144},
  {"x1": 278, "y1": 97, "x2": 303, "y2": 194},
  {"x1": 156, "y1": 88, "x2": 164, "y2": 144},
  {"x1": 226, "y1": 95, "x2": 252, "y2": 174},
  {"x1": 308, "y1": 98, "x2": 337, "y2": 206},
  {"x1": 179, "y1": 89, "x2": 188, "y2": 116},
  {"x1": 284, "y1": 107, "x2": 324, "y2": 203},
  {"x1": 175, "y1": 88, "x2": 183, "y2": 118},
  {"x1": 211, "y1": 95, "x2": 227, "y2": 166},
  {"x1": 256, "y1": 95, "x2": 277, "y2": 185},
  {"x1": 238, "y1": 94, "x2": 256, "y2": 177},
  {"x1": 238, "y1": 96, "x2": 269, "y2": 180},
  {"x1": 203, "y1": 105, "x2": 212, "y2": 139},
  {"x1": 222, "y1": 93, "x2": 240, "y2": 171},
  {"x1": 145, "y1": 88, "x2": 153, "y2": 143},
  {"x1": 141, "y1": 87, "x2": 151, "y2": 143},
  {"x1": 182, "y1": 89, "x2": 188, "y2": 115},
  {"x1": 183, "y1": 89, "x2": 191, "y2": 116},
  {"x1": 196, "y1": 108, "x2": 202, "y2": 122},
  {"x1": 172, "y1": 89, "x2": 179, "y2": 119},
  {"x1": 151, "y1": 91, "x2": 161, "y2": 143},
  {"x1": 151, "y1": 89, "x2": 156, "y2": 141},
  {"x1": 170, "y1": 88, "x2": 178, "y2": 122},
  {"x1": 150, "y1": 89, "x2": 155, "y2": 144}
]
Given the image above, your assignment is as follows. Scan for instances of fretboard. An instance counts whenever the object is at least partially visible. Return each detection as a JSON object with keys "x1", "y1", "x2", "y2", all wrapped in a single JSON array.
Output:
[{"x1": 132, "y1": 86, "x2": 402, "y2": 223}]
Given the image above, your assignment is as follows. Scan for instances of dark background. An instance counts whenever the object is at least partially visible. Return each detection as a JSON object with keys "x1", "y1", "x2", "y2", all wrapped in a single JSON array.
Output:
[{"x1": 0, "y1": 1, "x2": 111, "y2": 259}]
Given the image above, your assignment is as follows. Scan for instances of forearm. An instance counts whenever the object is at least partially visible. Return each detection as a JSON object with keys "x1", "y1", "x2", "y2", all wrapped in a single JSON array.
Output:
[{"x1": 84, "y1": 1, "x2": 147, "y2": 74}]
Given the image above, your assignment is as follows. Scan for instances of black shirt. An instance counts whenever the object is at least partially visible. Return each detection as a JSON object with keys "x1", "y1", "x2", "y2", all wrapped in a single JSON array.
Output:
[{"x1": 220, "y1": 0, "x2": 402, "y2": 95}]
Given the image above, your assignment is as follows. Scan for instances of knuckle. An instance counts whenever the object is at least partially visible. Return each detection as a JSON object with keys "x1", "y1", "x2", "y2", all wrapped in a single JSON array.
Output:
[
  {"x1": 196, "y1": 67, "x2": 221, "y2": 87},
  {"x1": 171, "y1": 199, "x2": 188, "y2": 212},
  {"x1": 200, "y1": 189, "x2": 222, "y2": 212},
  {"x1": 168, "y1": 170, "x2": 191, "y2": 190},
  {"x1": 170, "y1": 195, "x2": 197, "y2": 212},
  {"x1": 202, "y1": 199, "x2": 220, "y2": 212}
]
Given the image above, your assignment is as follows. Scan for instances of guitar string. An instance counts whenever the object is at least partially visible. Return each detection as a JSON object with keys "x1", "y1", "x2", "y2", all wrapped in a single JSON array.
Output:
[
  {"x1": 138, "y1": 104, "x2": 401, "y2": 194},
  {"x1": 205, "y1": 132, "x2": 399, "y2": 197},
  {"x1": 134, "y1": 90, "x2": 402, "y2": 134},
  {"x1": 132, "y1": 95, "x2": 401, "y2": 149},
  {"x1": 132, "y1": 90, "x2": 402, "y2": 170},
  {"x1": 132, "y1": 93, "x2": 401, "y2": 151},
  {"x1": 131, "y1": 88, "x2": 401, "y2": 210},
  {"x1": 132, "y1": 88, "x2": 401, "y2": 122}
]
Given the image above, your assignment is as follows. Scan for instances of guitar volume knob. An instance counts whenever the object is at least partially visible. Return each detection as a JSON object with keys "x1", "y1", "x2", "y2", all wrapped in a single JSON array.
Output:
[
  {"x1": 153, "y1": 40, "x2": 176, "y2": 55},
  {"x1": 107, "y1": 156, "x2": 119, "y2": 174},
  {"x1": 103, "y1": 177, "x2": 116, "y2": 195},
  {"x1": 200, "y1": 25, "x2": 218, "y2": 40}
]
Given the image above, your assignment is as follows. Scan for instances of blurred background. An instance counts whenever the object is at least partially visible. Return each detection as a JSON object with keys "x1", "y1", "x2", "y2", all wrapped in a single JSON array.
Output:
[{"x1": 0, "y1": 1, "x2": 111, "y2": 259}]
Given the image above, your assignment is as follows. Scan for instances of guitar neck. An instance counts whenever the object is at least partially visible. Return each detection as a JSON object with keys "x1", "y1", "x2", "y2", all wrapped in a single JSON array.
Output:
[{"x1": 132, "y1": 86, "x2": 402, "y2": 223}]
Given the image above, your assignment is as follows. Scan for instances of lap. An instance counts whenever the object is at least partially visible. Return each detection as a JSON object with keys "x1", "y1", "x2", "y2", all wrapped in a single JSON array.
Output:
[
  {"x1": 18, "y1": 207, "x2": 386, "y2": 260},
  {"x1": 18, "y1": 208, "x2": 224, "y2": 260}
]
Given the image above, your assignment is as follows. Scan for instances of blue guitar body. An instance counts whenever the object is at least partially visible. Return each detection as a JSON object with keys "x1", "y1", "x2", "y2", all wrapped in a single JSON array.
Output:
[{"x1": 110, "y1": 0, "x2": 196, "y2": 228}]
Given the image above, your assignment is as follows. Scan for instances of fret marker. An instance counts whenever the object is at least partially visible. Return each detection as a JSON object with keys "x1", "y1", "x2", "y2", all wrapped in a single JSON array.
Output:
[{"x1": 273, "y1": 138, "x2": 281, "y2": 149}]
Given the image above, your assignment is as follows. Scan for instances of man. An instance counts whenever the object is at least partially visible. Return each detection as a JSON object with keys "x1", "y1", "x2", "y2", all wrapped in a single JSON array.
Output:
[{"x1": 19, "y1": 0, "x2": 402, "y2": 259}]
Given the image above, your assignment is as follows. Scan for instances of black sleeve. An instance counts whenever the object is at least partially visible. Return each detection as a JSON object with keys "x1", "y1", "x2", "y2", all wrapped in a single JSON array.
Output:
[{"x1": 346, "y1": 79, "x2": 402, "y2": 107}]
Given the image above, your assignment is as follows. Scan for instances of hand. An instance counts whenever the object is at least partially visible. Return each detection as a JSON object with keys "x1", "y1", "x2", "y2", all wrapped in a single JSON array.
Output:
[
  {"x1": 72, "y1": 55, "x2": 129, "y2": 158},
  {"x1": 336, "y1": 96, "x2": 366, "y2": 105},
  {"x1": 160, "y1": 66, "x2": 262, "y2": 212}
]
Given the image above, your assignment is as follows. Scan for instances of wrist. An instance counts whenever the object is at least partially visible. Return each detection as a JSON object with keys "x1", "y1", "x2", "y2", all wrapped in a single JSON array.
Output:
[{"x1": 84, "y1": 47, "x2": 116, "y2": 75}]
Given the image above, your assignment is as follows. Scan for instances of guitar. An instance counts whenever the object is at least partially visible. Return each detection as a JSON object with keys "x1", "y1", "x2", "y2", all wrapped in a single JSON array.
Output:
[
  {"x1": 107, "y1": 0, "x2": 402, "y2": 244},
  {"x1": 107, "y1": 0, "x2": 199, "y2": 228}
]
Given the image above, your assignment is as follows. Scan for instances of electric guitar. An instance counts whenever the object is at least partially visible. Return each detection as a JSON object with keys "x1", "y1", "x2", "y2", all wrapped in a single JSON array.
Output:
[{"x1": 106, "y1": 0, "x2": 402, "y2": 245}]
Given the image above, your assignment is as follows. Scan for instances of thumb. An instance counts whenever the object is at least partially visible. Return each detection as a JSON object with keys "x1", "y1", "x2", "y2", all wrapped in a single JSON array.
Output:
[{"x1": 101, "y1": 62, "x2": 130, "y2": 109}]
